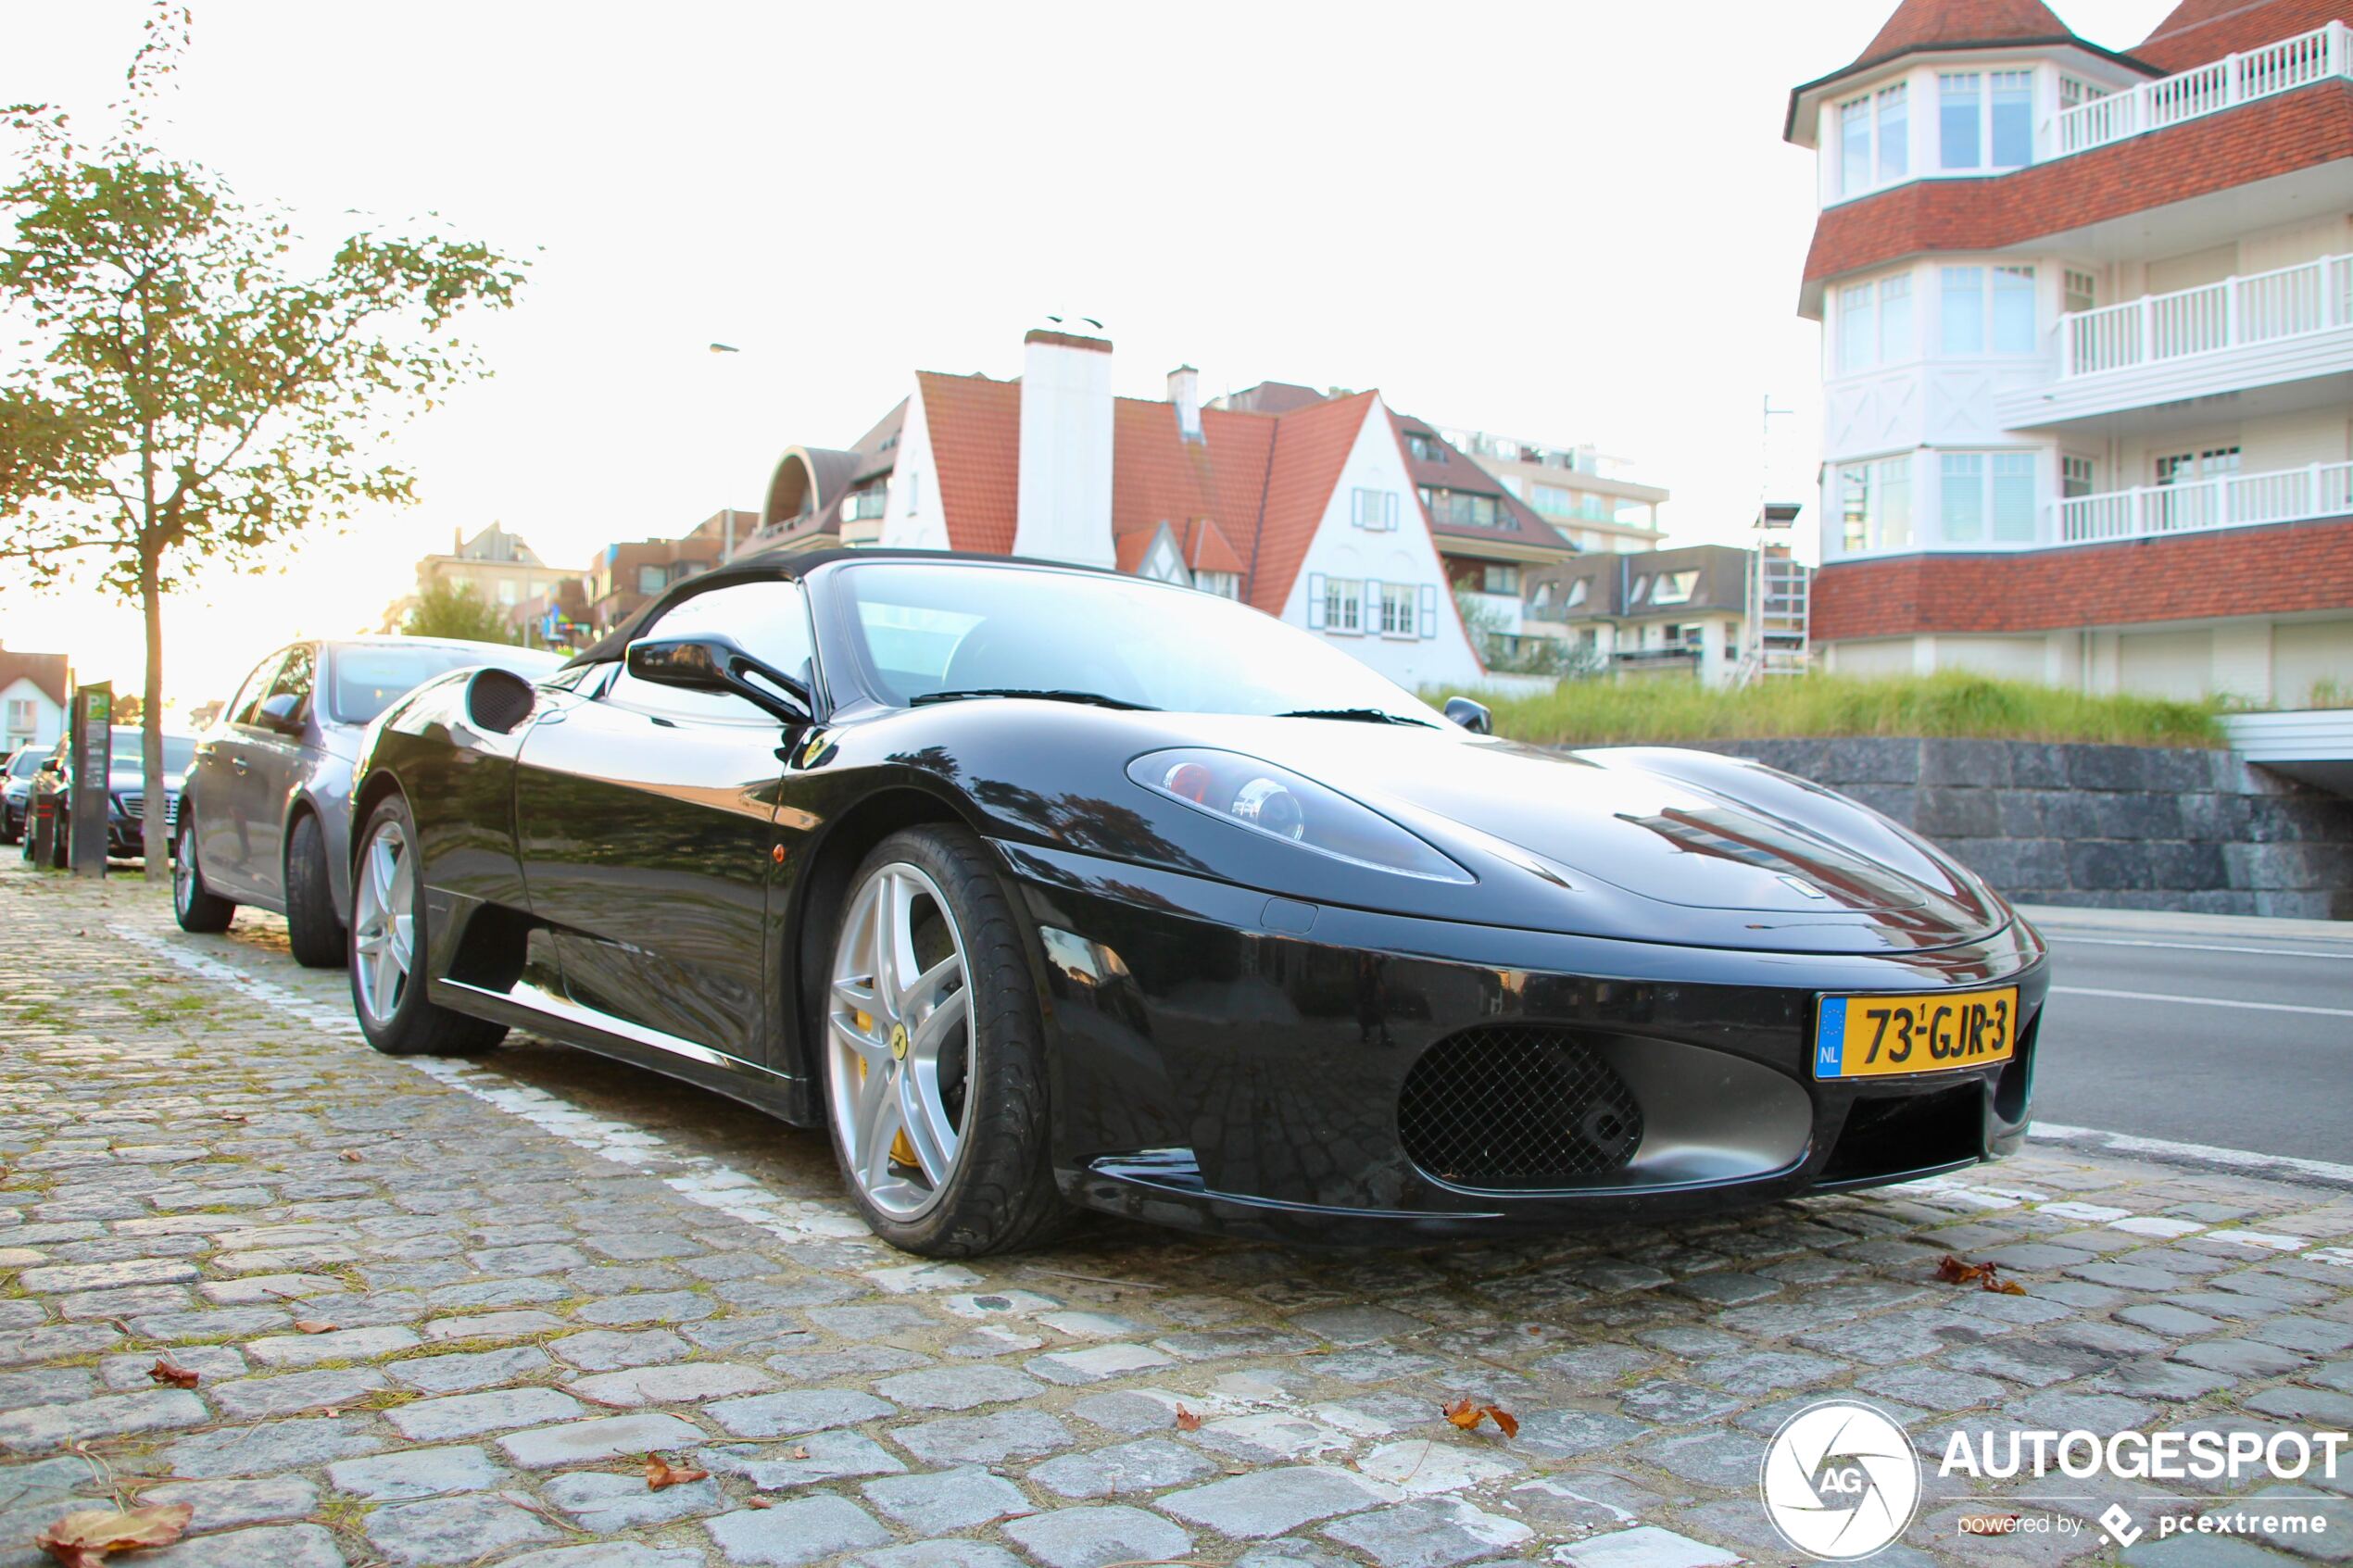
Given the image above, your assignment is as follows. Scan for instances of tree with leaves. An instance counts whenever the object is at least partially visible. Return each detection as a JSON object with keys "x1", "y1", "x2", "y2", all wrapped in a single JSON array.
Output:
[
  {"x1": 0, "y1": 6, "x2": 527, "y2": 876},
  {"x1": 400, "y1": 580, "x2": 521, "y2": 646}
]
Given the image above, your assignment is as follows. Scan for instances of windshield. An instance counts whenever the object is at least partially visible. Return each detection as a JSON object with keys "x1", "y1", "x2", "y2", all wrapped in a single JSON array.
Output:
[
  {"x1": 106, "y1": 731, "x2": 196, "y2": 774},
  {"x1": 832, "y1": 563, "x2": 1445, "y2": 722},
  {"x1": 7, "y1": 751, "x2": 41, "y2": 779},
  {"x1": 331, "y1": 644, "x2": 560, "y2": 725}
]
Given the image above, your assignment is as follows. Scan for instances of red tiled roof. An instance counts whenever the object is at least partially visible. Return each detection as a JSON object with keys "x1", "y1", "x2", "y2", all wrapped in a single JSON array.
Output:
[
  {"x1": 1812, "y1": 515, "x2": 2353, "y2": 639},
  {"x1": 0, "y1": 649, "x2": 68, "y2": 709},
  {"x1": 1246, "y1": 391, "x2": 1380, "y2": 617},
  {"x1": 1856, "y1": 0, "x2": 2078, "y2": 64},
  {"x1": 1184, "y1": 517, "x2": 1245, "y2": 576},
  {"x1": 1388, "y1": 411, "x2": 1574, "y2": 550},
  {"x1": 2135, "y1": 0, "x2": 2351, "y2": 70},
  {"x1": 910, "y1": 371, "x2": 1384, "y2": 617},
  {"x1": 1800, "y1": 82, "x2": 2353, "y2": 291},
  {"x1": 914, "y1": 372, "x2": 1021, "y2": 556}
]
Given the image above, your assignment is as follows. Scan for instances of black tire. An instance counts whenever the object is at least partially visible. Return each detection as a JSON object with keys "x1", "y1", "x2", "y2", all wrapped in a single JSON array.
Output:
[
  {"x1": 283, "y1": 812, "x2": 345, "y2": 968},
  {"x1": 172, "y1": 815, "x2": 235, "y2": 934},
  {"x1": 349, "y1": 793, "x2": 506, "y2": 1057},
  {"x1": 821, "y1": 824, "x2": 1073, "y2": 1257}
]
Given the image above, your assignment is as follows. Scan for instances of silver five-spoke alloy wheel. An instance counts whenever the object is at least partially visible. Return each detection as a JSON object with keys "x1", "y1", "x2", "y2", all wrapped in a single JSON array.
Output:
[
  {"x1": 352, "y1": 818, "x2": 414, "y2": 1025},
  {"x1": 827, "y1": 860, "x2": 974, "y2": 1219}
]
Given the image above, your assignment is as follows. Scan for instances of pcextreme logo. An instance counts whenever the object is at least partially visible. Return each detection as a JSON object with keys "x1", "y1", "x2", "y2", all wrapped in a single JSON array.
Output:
[{"x1": 1760, "y1": 1400, "x2": 1922, "y2": 1561}]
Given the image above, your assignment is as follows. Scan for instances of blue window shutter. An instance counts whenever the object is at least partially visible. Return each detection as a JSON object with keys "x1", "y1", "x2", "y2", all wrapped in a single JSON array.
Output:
[
  {"x1": 1385, "y1": 493, "x2": 1400, "y2": 531},
  {"x1": 1418, "y1": 583, "x2": 1437, "y2": 638},
  {"x1": 1365, "y1": 578, "x2": 1385, "y2": 634},
  {"x1": 1308, "y1": 572, "x2": 1327, "y2": 630}
]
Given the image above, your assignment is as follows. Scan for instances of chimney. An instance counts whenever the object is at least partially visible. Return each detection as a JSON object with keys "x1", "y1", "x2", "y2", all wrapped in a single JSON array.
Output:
[
  {"x1": 1013, "y1": 324, "x2": 1116, "y2": 568},
  {"x1": 1168, "y1": 365, "x2": 1202, "y2": 444}
]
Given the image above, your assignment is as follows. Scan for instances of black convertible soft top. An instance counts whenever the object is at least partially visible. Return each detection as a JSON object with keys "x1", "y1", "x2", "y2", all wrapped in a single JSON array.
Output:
[{"x1": 560, "y1": 546, "x2": 1123, "y2": 670}]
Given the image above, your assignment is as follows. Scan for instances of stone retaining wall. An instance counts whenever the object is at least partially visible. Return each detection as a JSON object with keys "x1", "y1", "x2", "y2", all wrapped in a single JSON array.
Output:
[{"x1": 1665, "y1": 737, "x2": 2353, "y2": 919}]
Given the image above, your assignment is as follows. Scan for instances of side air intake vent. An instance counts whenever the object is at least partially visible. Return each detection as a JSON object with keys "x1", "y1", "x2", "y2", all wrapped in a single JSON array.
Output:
[
  {"x1": 1398, "y1": 1026, "x2": 1644, "y2": 1188},
  {"x1": 465, "y1": 668, "x2": 536, "y2": 735}
]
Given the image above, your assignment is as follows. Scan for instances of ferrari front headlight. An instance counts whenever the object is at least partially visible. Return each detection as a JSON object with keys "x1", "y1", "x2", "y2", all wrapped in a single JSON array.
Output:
[{"x1": 1128, "y1": 747, "x2": 1471, "y2": 884}]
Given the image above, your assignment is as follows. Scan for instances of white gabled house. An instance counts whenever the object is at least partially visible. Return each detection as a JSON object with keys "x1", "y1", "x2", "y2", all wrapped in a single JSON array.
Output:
[{"x1": 750, "y1": 325, "x2": 1588, "y2": 688}]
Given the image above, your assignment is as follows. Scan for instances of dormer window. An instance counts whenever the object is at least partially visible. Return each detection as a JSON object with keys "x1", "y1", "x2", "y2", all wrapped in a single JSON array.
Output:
[
  {"x1": 1839, "y1": 82, "x2": 1907, "y2": 196},
  {"x1": 1939, "y1": 70, "x2": 2032, "y2": 170}
]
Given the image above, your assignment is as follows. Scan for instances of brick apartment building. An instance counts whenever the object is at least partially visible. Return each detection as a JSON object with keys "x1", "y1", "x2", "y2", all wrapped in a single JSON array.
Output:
[{"x1": 1790, "y1": 0, "x2": 2353, "y2": 706}]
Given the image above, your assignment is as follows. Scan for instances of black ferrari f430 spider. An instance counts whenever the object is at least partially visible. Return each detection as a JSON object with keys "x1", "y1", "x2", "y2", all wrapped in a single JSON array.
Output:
[{"x1": 344, "y1": 548, "x2": 2046, "y2": 1255}]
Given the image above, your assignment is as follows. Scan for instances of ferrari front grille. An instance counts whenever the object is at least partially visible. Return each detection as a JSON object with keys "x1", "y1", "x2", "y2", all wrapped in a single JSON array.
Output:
[{"x1": 1398, "y1": 1025, "x2": 1644, "y2": 1188}]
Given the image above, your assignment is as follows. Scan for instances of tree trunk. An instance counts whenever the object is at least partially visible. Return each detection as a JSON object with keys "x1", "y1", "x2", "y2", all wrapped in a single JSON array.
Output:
[{"x1": 141, "y1": 544, "x2": 167, "y2": 881}]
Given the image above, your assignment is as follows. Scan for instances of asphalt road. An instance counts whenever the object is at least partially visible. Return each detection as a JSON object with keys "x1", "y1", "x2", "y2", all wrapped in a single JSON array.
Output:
[{"x1": 2028, "y1": 909, "x2": 2353, "y2": 1165}]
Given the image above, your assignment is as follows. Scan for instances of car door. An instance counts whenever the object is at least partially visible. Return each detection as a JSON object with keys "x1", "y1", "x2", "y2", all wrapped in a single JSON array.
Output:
[
  {"x1": 513, "y1": 579, "x2": 820, "y2": 1063},
  {"x1": 234, "y1": 644, "x2": 318, "y2": 907},
  {"x1": 196, "y1": 650, "x2": 286, "y2": 898}
]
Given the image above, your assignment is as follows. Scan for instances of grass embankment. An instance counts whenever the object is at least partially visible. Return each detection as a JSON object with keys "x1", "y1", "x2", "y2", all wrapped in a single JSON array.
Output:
[{"x1": 1443, "y1": 672, "x2": 2227, "y2": 750}]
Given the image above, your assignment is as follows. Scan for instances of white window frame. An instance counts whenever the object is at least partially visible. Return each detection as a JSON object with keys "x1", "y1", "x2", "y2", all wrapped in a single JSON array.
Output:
[
  {"x1": 1938, "y1": 69, "x2": 2034, "y2": 172},
  {"x1": 1650, "y1": 570, "x2": 1699, "y2": 607},
  {"x1": 1837, "y1": 272, "x2": 1915, "y2": 373},
  {"x1": 1379, "y1": 583, "x2": 1416, "y2": 638},
  {"x1": 1352, "y1": 488, "x2": 1399, "y2": 532},
  {"x1": 1835, "y1": 455, "x2": 1914, "y2": 556},
  {"x1": 1940, "y1": 264, "x2": 2036, "y2": 356},
  {"x1": 1310, "y1": 574, "x2": 1364, "y2": 634},
  {"x1": 1938, "y1": 450, "x2": 2039, "y2": 545},
  {"x1": 1837, "y1": 81, "x2": 1908, "y2": 198}
]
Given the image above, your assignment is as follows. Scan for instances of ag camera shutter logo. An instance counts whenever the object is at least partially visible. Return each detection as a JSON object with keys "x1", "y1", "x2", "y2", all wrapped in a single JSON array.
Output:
[{"x1": 1760, "y1": 1400, "x2": 1921, "y2": 1560}]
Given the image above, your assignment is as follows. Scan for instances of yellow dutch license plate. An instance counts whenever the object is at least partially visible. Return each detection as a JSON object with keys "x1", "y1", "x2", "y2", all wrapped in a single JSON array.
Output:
[{"x1": 1813, "y1": 988, "x2": 2019, "y2": 1079}]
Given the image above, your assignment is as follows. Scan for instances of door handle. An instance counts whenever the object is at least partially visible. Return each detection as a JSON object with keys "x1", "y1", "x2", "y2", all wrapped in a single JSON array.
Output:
[{"x1": 231, "y1": 758, "x2": 249, "y2": 775}]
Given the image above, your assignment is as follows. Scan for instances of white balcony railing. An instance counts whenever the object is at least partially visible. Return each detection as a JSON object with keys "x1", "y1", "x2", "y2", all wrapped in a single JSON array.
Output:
[
  {"x1": 2056, "y1": 461, "x2": 2353, "y2": 545},
  {"x1": 2061, "y1": 252, "x2": 2353, "y2": 377},
  {"x1": 2054, "y1": 21, "x2": 2351, "y2": 157}
]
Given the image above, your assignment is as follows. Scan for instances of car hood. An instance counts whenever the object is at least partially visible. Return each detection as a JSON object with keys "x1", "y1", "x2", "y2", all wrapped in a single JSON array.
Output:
[
  {"x1": 848, "y1": 704, "x2": 2011, "y2": 956},
  {"x1": 1250, "y1": 725, "x2": 1972, "y2": 911}
]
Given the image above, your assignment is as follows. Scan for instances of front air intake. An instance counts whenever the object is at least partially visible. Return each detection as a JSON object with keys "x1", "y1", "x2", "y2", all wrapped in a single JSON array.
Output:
[{"x1": 1398, "y1": 1025, "x2": 1644, "y2": 1188}]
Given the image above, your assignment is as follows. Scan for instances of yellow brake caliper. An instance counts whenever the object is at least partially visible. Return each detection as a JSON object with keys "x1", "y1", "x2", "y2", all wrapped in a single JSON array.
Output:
[{"x1": 855, "y1": 1010, "x2": 919, "y2": 1170}]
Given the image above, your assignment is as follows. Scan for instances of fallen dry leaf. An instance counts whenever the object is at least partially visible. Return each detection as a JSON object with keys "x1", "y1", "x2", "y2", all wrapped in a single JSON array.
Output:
[
  {"x1": 338, "y1": 1150, "x2": 362, "y2": 1163},
  {"x1": 1173, "y1": 1405, "x2": 1202, "y2": 1432},
  {"x1": 745, "y1": 1497, "x2": 774, "y2": 1510},
  {"x1": 215, "y1": 1113, "x2": 248, "y2": 1123},
  {"x1": 1442, "y1": 1397, "x2": 1518, "y2": 1437},
  {"x1": 786, "y1": 1446, "x2": 810, "y2": 1461},
  {"x1": 643, "y1": 1453, "x2": 708, "y2": 1491},
  {"x1": 292, "y1": 1320, "x2": 336, "y2": 1336},
  {"x1": 145, "y1": 1358, "x2": 199, "y2": 1390},
  {"x1": 34, "y1": 1502, "x2": 194, "y2": 1567},
  {"x1": 1936, "y1": 1254, "x2": 2027, "y2": 1295}
]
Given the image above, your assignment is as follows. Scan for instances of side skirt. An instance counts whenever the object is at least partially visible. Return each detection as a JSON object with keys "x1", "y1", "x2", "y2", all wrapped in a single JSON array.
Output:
[{"x1": 432, "y1": 976, "x2": 818, "y2": 1126}]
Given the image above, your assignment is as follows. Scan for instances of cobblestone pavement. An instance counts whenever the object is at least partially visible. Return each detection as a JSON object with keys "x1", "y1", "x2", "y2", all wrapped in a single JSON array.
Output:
[{"x1": 4, "y1": 859, "x2": 2351, "y2": 1568}]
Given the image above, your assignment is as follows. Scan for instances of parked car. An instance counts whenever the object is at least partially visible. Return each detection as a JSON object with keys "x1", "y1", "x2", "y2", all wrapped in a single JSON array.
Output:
[
  {"x1": 17, "y1": 730, "x2": 196, "y2": 862},
  {"x1": 1, "y1": 746, "x2": 44, "y2": 843},
  {"x1": 341, "y1": 547, "x2": 2048, "y2": 1258},
  {"x1": 172, "y1": 636, "x2": 563, "y2": 963}
]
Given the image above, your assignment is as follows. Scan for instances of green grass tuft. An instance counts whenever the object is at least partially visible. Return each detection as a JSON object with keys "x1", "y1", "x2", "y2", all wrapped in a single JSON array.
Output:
[{"x1": 1436, "y1": 671, "x2": 2227, "y2": 750}]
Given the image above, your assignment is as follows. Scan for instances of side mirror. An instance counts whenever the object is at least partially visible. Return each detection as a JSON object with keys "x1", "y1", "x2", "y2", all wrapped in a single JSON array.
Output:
[
  {"x1": 1443, "y1": 696, "x2": 1492, "y2": 735},
  {"x1": 625, "y1": 635, "x2": 812, "y2": 725},
  {"x1": 257, "y1": 693, "x2": 305, "y2": 734}
]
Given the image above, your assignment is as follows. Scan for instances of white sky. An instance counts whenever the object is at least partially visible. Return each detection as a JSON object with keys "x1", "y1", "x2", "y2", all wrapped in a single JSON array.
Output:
[{"x1": 1, "y1": 0, "x2": 2177, "y2": 710}]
